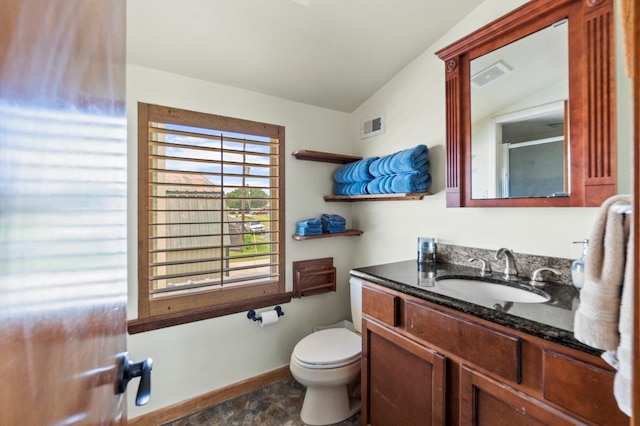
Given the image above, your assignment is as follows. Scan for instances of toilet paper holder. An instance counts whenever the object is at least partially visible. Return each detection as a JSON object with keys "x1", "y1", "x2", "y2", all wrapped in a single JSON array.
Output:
[{"x1": 247, "y1": 306, "x2": 284, "y2": 323}]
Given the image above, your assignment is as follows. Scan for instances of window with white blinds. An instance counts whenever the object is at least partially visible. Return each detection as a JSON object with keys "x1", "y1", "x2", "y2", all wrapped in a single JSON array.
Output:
[{"x1": 133, "y1": 103, "x2": 288, "y2": 331}]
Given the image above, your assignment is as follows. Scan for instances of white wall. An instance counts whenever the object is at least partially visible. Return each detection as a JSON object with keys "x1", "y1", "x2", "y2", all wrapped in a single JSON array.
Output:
[
  {"x1": 349, "y1": 0, "x2": 633, "y2": 267},
  {"x1": 126, "y1": 65, "x2": 357, "y2": 417}
]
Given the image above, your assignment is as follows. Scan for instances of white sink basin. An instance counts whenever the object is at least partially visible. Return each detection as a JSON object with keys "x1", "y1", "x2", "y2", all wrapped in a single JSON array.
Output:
[{"x1": 437, "y1": 278, "x2": 550, "y2": 303}]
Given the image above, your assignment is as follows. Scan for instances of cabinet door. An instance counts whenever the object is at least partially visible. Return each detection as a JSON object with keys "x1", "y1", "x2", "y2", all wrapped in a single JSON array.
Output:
[
  {"x1": 542, "y1": 350, "x2": 629, "y2": 425},
  {"x1": 460, "y1": 365, "x2": 580, "y2": 426},
  {"x1": 363, "y1": 319, "x2": 446, "y2": 426}
]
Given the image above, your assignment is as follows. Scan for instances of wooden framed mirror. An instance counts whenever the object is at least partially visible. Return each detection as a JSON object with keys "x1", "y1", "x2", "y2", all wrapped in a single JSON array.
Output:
[{"x1": 436, "y1": 0, "x2": 616, "y2": 207}]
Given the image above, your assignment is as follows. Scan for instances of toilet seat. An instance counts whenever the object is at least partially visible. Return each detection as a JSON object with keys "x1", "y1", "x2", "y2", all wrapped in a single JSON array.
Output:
[{"x1": 293, "y1": 328, "x2": 361, "y2": 369}]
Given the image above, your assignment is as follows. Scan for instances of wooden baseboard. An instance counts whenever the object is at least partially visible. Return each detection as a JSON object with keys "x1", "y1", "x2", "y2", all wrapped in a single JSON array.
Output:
[{"x1": 128, "y1": 366, "x2": 292, "y2": 426}]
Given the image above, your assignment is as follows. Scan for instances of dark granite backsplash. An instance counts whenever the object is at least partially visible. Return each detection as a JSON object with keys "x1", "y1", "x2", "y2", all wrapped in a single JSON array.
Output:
[{"x1": 436, "y1": 243, "x2": 573, "y2": 286}]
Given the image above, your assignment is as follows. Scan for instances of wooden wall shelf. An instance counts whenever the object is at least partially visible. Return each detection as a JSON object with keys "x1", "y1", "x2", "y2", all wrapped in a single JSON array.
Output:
[
  {"x1": 292, "y1": 229, "x2": 363, "y2": 240},
  {"x1": 291, "y1": 150, "x2": 362, "y2": 164},
  {"x1": 292, "y1": 149, "x2": 431, "y2": 202},
  {"x1": 323, "y1": 193, "x2": 431, "y2": 202}
]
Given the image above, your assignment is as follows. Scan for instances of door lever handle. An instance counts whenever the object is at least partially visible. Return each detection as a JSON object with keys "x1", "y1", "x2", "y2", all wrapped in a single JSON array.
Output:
[{"x1": 116, "y1": 353, "x2": 153, "y2": 406}]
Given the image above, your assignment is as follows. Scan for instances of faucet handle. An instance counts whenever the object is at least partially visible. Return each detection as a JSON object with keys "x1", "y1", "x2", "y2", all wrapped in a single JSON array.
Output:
[
  {"x1": 529, "y1": 267, "x2": 561, "y2": 287},
  {"x1": 469, "y1": 257, "x2": 492, "y2": 275}
]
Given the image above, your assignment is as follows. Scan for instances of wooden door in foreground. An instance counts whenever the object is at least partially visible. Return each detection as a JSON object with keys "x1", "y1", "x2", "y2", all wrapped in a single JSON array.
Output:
[{"x1": 0, "y1": 0, "x2": 128, "y2": 423}]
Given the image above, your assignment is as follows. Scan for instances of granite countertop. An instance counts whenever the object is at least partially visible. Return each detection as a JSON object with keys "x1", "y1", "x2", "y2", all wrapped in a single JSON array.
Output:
[{"x1": 351, "y1": 259, "x2": 600, "y2": 356}]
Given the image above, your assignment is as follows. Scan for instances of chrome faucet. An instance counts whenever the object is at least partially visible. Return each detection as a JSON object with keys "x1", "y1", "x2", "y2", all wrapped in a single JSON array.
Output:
[{"x1": 495, "y1": 248, "x2": 518, "y2": 279}]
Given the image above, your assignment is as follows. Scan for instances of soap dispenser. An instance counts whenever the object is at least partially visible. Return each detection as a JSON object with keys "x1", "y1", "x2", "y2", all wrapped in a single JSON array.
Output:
[{"x1": 571, "y1": 239, "x2": 588, "y2": 289}]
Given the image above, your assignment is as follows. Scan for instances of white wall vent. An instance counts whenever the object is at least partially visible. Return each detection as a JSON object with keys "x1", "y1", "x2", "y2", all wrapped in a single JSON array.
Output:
[
  {"x1": 471, "y1": 61, "x2": 511, "y2": 89},
  {"x1": 361, "y1": 112, "x2": 385, "y2": 139}
]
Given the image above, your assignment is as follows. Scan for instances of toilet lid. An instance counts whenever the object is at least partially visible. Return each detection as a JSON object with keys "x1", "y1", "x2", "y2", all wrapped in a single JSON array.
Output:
[{"x1": 293, "y1": 328, "x2": 362, "y2": 369}]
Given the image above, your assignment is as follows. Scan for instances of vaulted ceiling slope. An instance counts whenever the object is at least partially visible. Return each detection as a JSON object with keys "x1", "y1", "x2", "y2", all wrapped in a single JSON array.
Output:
[{"x1": 127, "y1": 0, "x2": 483, "y2": 112}]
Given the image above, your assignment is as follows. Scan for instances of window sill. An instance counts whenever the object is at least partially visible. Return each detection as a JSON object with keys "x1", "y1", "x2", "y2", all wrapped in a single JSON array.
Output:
[{"x1": 127, "y1": 292, "x2": 293, "y2": 334}]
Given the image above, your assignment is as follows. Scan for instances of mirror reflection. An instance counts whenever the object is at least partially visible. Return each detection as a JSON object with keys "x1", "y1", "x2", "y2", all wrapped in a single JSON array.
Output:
[{"x1": 470, "y1": 21, "x2": 568, "y2": 199}]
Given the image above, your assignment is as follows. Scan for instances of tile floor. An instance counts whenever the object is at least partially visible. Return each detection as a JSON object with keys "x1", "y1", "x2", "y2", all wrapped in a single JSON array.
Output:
[{"x1": 163, "y1": 377, "x2": 361, "y2": 426}]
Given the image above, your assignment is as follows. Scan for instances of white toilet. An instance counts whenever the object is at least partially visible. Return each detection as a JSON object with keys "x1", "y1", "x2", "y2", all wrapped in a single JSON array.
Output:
[{"x1": 289, "y1": 277, "x2": 363, "y2": 425}]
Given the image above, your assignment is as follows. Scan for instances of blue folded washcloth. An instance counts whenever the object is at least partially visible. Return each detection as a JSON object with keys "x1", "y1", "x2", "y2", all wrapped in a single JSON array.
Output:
[
  {"x1": 321, "y1": 214, "x2": 346, "y2": 224},
  {"x1": 297, "y1": 218, "x2": 321, "y2": 227},
  {"x1": 368, "y1": 145, "x2": 429, "y2": 177},
  {"x1": 297, "y1": 222, "x2": 322, "y2": 228},
  {"x1": 367, "y1": 171, "x2": 432, "y2": 194},
  {"x1": 296, "y1": 229, "x2": 322, "y2": 236},
  {"x1": 321, "y1": 213, "x2": 346, "y2": 233},
  {"x1": 297, "y1": 230, "x2": 322, "y2": 236},
  {"x1": 322, "y1": 224, "x2": 346, "y2": 233},
  {"x1": 323, "y1": 227, "x2": 346, "y2": 234},
  {"x1": 333, "y1": 157, "x2": 378, "y2": 184},
  {"x1": 297, "y1": 222, "x2": 322, "y2": 230},
  {"x1": 296, "y1": 218, "x2": 322, "y2": 236},
  {"x1": 322, "y1": 224, "x2": 345, "y2": 229},
  {"x1": 334, "y1": 182, "x2": 369, "y2": 196},
  {"x1": 296, "y1": 223, "x2": 321, "y2": 230}
]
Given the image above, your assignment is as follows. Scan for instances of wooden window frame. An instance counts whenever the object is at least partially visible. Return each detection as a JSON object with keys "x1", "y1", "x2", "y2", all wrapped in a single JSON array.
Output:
[{"x1": 128, "y1": 103, "x2": 290, "y2": 334}]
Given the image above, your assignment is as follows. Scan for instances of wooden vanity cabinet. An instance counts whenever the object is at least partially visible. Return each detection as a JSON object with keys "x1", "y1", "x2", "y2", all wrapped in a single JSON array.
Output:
[
  {"x1": 363, "y1": 319, "x2": 446, "y2": 425},
  {"x1": 361, "y1": 282, "x2": 628, "y2": 426},
  {"x1": 362, "y1": 284, "x2": 446, "y2": 425}
]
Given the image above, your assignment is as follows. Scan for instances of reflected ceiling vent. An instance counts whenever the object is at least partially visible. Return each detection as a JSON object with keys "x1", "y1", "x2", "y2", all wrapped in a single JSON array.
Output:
[
  {"x1": 471, "y1": 60, "x2": 512, "y2": 89},
  {"x1": 361, "y1": 112, "x2": 385, "y2": 139}
]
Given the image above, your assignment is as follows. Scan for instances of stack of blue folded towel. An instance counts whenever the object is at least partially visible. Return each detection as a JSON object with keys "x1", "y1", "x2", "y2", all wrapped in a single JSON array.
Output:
[
  {"x1": 367, "y1": 144, "x2": 431, "y2": 194},
  {"x1": 295, "y1": 214, "x2": 347, "y2": 236},
  {"x1": 333, "y1": 157, "x2": 378, "y2": 196},
  {"x1": 295, "y1": 218, "x2": 322, "y2": 236},
  {"x1": 332, "y1": 145, "x2": 431, "y2": 195},
  {"x1": 321, "y1": 214, "x2": 346, "y2": 234}
]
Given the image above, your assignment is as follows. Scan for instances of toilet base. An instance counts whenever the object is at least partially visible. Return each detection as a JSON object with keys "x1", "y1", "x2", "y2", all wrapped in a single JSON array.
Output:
[{"x1": 300, "y1": 384, "x2": 361, "y2": 426}]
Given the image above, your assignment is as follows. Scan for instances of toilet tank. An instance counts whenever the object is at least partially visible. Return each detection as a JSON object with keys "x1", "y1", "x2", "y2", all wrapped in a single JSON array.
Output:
[{"x1": 349, "y1": 276, "x2": 363, "y2": 333}]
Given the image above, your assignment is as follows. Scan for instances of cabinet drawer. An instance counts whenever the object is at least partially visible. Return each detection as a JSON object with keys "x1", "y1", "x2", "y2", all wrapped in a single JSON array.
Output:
[
  {"x1": 405, "y1": 300, "x2": 521, "y2": 383},
  {"x1": 542, "y1": 351, "x2": 628, "y2": 425},
  {"x1": 362, "y1": 285, "x2": 399, "y2": 327}
]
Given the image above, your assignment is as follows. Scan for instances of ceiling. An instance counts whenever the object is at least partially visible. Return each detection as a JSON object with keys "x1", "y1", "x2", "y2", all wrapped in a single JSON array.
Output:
[
  {"x1": 126, "y1": 0, "x2": 483, "y2": 112},
  {"x1": 470, "y1": 20, "x2": 568, "y2": 123}
]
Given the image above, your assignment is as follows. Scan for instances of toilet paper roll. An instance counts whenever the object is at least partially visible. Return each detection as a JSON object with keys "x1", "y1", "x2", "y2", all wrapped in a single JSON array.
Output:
[{"x1": 260, "y1": 310, "x2": 279, "y2": 327}]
